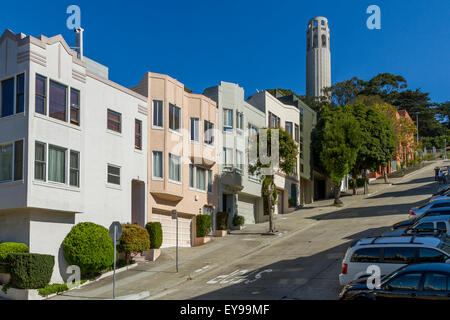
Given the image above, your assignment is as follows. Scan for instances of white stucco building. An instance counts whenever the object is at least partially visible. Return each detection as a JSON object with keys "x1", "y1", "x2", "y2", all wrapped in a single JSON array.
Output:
[{"x1": 0, "y1": 29, "x2": 148, "y2": 282}]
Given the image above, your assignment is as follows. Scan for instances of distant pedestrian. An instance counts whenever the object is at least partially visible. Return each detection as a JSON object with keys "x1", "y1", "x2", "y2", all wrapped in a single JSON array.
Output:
[
  {"x1": 438, "y1": 171, "x2": 444, "y2": 184},
  {"x1": 435, "y1": 167, "x2": 440, "y2": 181}
]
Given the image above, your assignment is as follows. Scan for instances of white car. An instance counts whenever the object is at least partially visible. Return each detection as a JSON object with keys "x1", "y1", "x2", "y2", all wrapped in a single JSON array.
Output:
[
  {"x1": 409, "y1": 198, "x2": 450, "y2": 220},
  {"x1": 384, "y1": 216, "x2": 450, "y2": 236},
  {"x1": 339, "y1": 235, "x2": 450, "y2": 286}
]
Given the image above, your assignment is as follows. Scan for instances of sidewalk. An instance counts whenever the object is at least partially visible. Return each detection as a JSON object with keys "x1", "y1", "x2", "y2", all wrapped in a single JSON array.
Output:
[{"x1": 49, "y1": 160, "x2": 441, "y2": 300}]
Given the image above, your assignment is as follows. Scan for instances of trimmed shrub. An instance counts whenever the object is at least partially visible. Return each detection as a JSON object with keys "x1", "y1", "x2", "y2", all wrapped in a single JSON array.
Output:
[
  {"x1": 288, "y1": 198, "x2": 296, "y2": 207},
  {"x1": 145, "y1": 222, "x2": 163, "y2": 249},
  {"x1": 38, "y1": 283, "x2": 68, "y2": 296},
  {"x1": 233, "y1": 215, "x2": 245, "y2": 227},
  {"x1": 118, "y1": 224, "x2": 150, "y2": 263},
  {"x1": 7, "y1": 253, "x2": 54, "y2": 289},
  {"x1": 63, "y1": 222, "x2": 114, "y2": 276},
  {"x1": 196, "y1": 215, "x2": 212, "y2": 237},
  {"x1": 216, "y1": 212, "x2": 228, "y2": 231},
  {"x1": 0, "y1": 242, "x2": 29, "y2": 263}
]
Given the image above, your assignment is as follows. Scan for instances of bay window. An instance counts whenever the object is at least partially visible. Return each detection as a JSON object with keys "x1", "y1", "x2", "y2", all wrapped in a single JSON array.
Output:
[
  {"x1": 34, "y1": 142, "x2": 46, "y2": 181},
  {"x1": 208, "y1": 170, "x2": 213, "y2": 193},
  {"x1": 152, "y1": 151, "x2": 163, "y2": 179},
  {"x1": 152, "y1": 100, "x2": 163, "y2": 128},
  {"x1": 190, "y1": 117, "x2": 199, "y2": 142},
  {"x1": 70, "y1": 88, "x2": 80, "y2": 125},
  {"x1": 16, "y1": 74, "x2": 24, "y2": 114},
  {"x1": 48, "y1": 145, "x2": 66, "y2": 183},
  {"x1": 35, "y1": 75, "x2": 47, "y2": 115},
  {"x1": 204, "y1": 120, "x2": 214, "y2": 145},
  {"x1": 196, "y1": 167, "x2": 206, "y2": 191},
  {"x1": 70, "y1": 151, "x2": 80, "y2": 187},
  {"x1": 0, "y1": 140, "x2": 23, "y2": 183},
  {"x1": 169, "y1": 153, "x2": 181, "y2": 182},
  {"x1": 49, "y1": 80, "x2": 67, "y2": 121},
  {"x1": 1, "y1": 78, "x2": 14, "y2": 117},
  {"x1": 223, "y1": 109, "x2": 233, "y2": 132},
  {"x1": 169, "y1": 104, "x2": 181, "y2": 132}
]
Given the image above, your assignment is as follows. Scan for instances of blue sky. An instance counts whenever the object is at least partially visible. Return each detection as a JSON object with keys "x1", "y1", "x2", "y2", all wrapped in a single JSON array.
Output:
[{"x1": 1, "y1": 0, "x2": 449, "y2": 103}]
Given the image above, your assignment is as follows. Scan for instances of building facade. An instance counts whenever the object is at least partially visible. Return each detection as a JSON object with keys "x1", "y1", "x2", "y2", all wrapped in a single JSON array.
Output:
[
  {"x1": 203, "y1": 82, "x2": 266, "y2": 226},
  {"x1": 131, "y1": 72, "x2": 219, "y2": 247},
  {"x1": 0, "y1": 29, "x2": 148, "y2": 282}
]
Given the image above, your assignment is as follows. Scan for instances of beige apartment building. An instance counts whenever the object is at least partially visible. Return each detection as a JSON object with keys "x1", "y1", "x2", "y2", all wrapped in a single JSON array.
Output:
[{"x1": 132, "y1": 72, "x2": 219, "y2": 247}]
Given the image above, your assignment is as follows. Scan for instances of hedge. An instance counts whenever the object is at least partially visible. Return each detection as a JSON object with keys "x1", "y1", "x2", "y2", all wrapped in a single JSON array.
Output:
[
  {"x1": 0, "y1": 243, "x2": 29, "y2": 263},
  {"x1": 38, "y1": 283, "x2": 68, "y2": 296},
  {"x1": 216, "y1": 212, "x2": 228, "y2": 231},
  {"x1": 63, "y1": 222, "x2": 114, "y2": 276},
  {"x1": 7, "y1": 253, "x2": 54, "y2": 289},
  {"x1": 118, "y1": 224, "x2": 150, "y2": 263},
  {"x1": 145, "y1": 222, "x2": 163, "y2": 249},
  {"x1": 233, "y1": 215, "x2": 245, "y2": 227},
  {"x1": 196, "y1": 214, "x2": 212, "y2": 237}
]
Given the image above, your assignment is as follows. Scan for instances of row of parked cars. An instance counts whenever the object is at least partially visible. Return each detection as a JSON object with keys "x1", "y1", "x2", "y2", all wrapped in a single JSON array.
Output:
[{"x1": 339, "y1": 180, "x2": 450, "y2": 300}]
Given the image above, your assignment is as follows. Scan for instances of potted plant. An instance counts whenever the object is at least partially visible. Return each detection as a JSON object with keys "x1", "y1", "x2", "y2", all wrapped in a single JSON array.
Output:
[
  {"x1": 144, "y1": 222, "x2": 163, "y2": 261},
  {"x1": 214, "y1": 212, "x2": 228, "y2": 237},
  {"x1": 231, "y1": 215, "x2": 245, "y2": 230},
  {"x1": 195, "y1": 214, "x2": 212, "y2": 246}
]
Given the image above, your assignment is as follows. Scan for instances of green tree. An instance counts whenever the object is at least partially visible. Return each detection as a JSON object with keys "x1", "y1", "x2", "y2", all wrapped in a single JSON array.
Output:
[
  {"x1": 249, "y1": 128, "x2": 298, "y2": 233},
  {"x1": 315, "y1": 106, "x2": 362, "y2": 205}
]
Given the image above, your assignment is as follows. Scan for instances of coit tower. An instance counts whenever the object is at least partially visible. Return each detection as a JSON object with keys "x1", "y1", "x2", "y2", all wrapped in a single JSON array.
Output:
[{"x1": 306, "y1": 16, "x2": 331, "y2": 97}]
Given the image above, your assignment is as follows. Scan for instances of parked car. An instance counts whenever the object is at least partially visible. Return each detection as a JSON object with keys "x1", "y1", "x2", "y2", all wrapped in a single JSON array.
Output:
[
  {"x1": 431, "y1": 190, "x2": 450, "y2": 201},
  {"x1": 384, "y1": 216, "x2": 450, "y2": 237},
  {"x1": 339, "y1": 263, "x2": 450, "y2": 300},
  {"x1": 408, "y1": 199, "x2": 450, "y2": 220},
  {"x1": 339, "y1": 234, "x2": 450, "y2": 286},
  {"x1": 393, "y1": 207, "x2": 450, "y2": 230},
  {"x1": 434, "y1": 185, "x2": 450, "y2": 196}
]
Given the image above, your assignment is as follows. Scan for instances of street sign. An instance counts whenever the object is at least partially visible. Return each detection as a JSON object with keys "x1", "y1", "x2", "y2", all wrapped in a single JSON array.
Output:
[
  {"x1": 109, "y1": 221, "x2": 122, "y2": 244},
  {"x1": 171, "y1": 209, "x2": 178, "y2": 220}
]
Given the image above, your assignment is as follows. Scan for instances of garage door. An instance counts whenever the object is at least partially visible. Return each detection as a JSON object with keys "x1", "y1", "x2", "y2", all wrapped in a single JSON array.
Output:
[
  {"x1": 151, "y1": 213, "x2": 192, "y2": 248},
  {"x1": 237, "y1": 196, "x2": 256, "y2": 224}
]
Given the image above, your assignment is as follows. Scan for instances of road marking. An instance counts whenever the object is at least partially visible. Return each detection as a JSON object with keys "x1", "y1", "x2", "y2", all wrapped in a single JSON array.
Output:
[
  {"x1": 207, "y1": 268, "x2": 272, "y2": 285},
  {"x1": 194, "y1": 265, "x2": 211, "y2": 273}
]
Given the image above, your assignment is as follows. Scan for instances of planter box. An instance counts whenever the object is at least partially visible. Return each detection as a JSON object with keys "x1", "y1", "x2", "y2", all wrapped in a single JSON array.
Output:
[
  {"x1": 143, "y1": 249, "x2": 161, "y2": 261},
  {"x1": 0, "y1": 272, "x2": 11, "y2": 285},
  {"x1": 214, "y1": 230, "x2": 227, "y2": 237},
  {"x1": 0, "y1": 285, "x2": 43, "y2": 300},
  {"x1": 194, "y1": 236, "x2": 211, "y2": 246}
]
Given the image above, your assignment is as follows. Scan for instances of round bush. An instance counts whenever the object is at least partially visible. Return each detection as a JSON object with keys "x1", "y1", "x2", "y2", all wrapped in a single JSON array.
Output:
[
  {"x1": 233, "y1": 215, "x2": 245, "y2": 227},
  {"x1": 63, "y1": 222, "x2": 114, "y2": 275},
  {"x1": 118, "y1": 224, "x2": 150, "y2": 253},
  {"x1": 216, "y1": 212, "x2": 228, "y2": 230},
  {"x1": 8, "y1": 253, "x2": 54, "y2": 289},
  {"x1": 145, "y1": 222, "x2": 163, "y2": 249},
  {"x1": 196, "y1": 214, "x2": 212, "y2": 237},
  {"x1": 0, "y1": 242, "x2": 29, "y2": 262}
]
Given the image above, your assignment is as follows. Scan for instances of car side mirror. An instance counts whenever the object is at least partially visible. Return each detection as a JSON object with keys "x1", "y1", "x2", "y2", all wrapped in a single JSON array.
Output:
[{"x1": 445, "y1": 259, "x2": 450, "y2": 264}]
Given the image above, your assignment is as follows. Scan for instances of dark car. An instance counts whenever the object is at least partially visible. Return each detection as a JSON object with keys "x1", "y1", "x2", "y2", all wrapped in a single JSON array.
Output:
[
  {"x1": 339, "y1": 263, "x2": 450, "y2": 300},
  {"x1": 393, "y1": 207, "x2": 450, "y2": 230}
]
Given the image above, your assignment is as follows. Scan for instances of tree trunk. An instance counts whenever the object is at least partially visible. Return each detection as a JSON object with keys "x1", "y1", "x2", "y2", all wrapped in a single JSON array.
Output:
[
  {"x1": 383, "y1": 166, "x2": 389, "y2": 184},
  {"x1": 268, "y1": 177, "x2": 275, "y2": 233},
  {"x1": 334, "y1": 182, "x2": 343, "y2": 205},
  {"x1": 363, "y1": 170, "x2": 369, "y2": 194}
]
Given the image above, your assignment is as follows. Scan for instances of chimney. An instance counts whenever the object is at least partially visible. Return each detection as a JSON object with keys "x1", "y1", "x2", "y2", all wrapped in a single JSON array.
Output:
[{"x1": 75, "y1": 28, "x2": 84, "y2": 60}]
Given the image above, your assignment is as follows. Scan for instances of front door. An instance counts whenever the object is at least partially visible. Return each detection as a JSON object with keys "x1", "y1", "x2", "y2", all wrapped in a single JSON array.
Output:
[{"x1": 131, "y1": 180, "x2": 146, "y2": 227}]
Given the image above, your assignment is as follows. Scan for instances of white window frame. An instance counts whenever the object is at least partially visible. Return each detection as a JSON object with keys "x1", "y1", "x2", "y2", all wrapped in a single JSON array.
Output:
[
  {"x1": 107, "y1": 164, "x2": 121, "y2": 186},
  {"x1": 236, "y1": 111, "x2": 244, "y2": 132},
  {"x1": 223, "y1": 147, "x2": 233, "y2": 168},
  {"x1": 190, "y1": 117, "x2": 200, "y2": 143},
  {"x1": 152, "y1": 151, "x2": 164, "y2": 180},
  {"x1": 168, "y1": 153, "x2": 182, "y2": 184},
  {"x1": 152, "y1": 100, "x2": 164, "y2": 129},
  {"x1": 223, "y1": 109, "x2": 233, "y2": 132},
  {"x1": 169, "y1": 103, "x2": 181, "y2": 134},
  {"x1": 204, "y1": 120, "x2": 215, "y2": 146}
]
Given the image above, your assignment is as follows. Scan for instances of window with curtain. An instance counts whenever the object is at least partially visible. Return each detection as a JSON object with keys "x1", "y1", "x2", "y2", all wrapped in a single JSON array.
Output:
[
  {"x1": 16, "y1": 74, "x2": 25, "y2": 114},
  {"x1": 196, "y1": 167, "x2": 206, "y2": 191},
  {"x1": 107, "y1": 165, "x2": 121, "y2": 185},
  {"x1": 152, "y1": 151, "x2": 163, "y2": 179},
  {"x1": 49, "y1": 81, "x2": 67, "y2": 122},
  {"x1": 70, "y1": 88, "x2": 80, "y2": 126},
  {"x1": 169, "y1": 104, "x2": 181, "y2": 132},
  {"x1": 190, "y1": 118, "x2": 199, "y2": 142},
  {"x1": 35, "y1": 142, "x2": 46, "y2": 181},
  {"x1": 48, "y1": 145, "x2": 66, "y2": 183},
  {"x1": 14, "y1": 140, "x2": 23, "y2": 181},
  {"x1": 189, "y1": 164, "x2": 195, "y2": 188},
  {"x1": 169, "y1": 153, "x2": 181, "y2": 182},
  {"x1": 223, "y1": 148, "x2": 233, "y2": 166},
  {"x1": 208, "y1": 170, "x2": 213, "y2": 193},
  {"x1": 70, "y1": 151, "x2": 80, "y2": 187},
  {"x1": 236, "y1": 111, "x2": 243, "y2": 130},
  {"x1": 0, "y1": 143, "x2": 13, "y2": 182},
  {"x1": 35, "y1": 74, "x2": 46, "y2": 115},
  {"x1": 285, "y1": 121, "x2": 293, "y2": 137},
  {"x1": 135, "y1": 119, "x2": 142, "y2": 150},
  {"x1": 236, "y1": 150, "x2": 244, "y2": 172},
  {"x1": 107, "y1": 109, "x2": 121, "y2": 133},
  {"x1": 152, "y1": 100, "x2": 163, "y2": 127},
  {"x1": 204, "y1": 120, "x2": 214, "y2": 145},
  {"x1": 1, "y1": 78, "x2": 14, "y2": 117},
  {"x1": 223, "y1": 109, "x2": 233, "y2": 131}
]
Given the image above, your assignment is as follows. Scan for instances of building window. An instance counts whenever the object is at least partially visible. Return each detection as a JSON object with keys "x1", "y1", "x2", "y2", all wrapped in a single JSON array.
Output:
[
  {"x1": 1, "y1": 78, "x2": 14, "y2": 117},
  {"x1": 204, "y1": 120, "x2": 215, "y2": 145},
  {"x1": 135, "y1": 119, "x2": 142, "y2": 150},
  {"x1": 295, "y1": 124, "x2": 299, "y2": 143},
  {"x1": 35, "y1": 142, "x2": 46, "y2": 181},
  {"x1": 152, "y1": 100, "x2": 163, "y2": 128},
  {"x1": 236, "y1": 150, "x2": 244, "y2": 172},
  {"x1": 300, "y1": 137, "x2": 304, "y2": 159},
  {"x1": 169, "y1": 153, "x2": 181, "y2": 182},
  {"x1": 107, "y1": 164, "x2": 121, "y2": 185},
  {"x1": 107, "y1": 109, "x2": 122, "y2": 133},
  {"x1": 300, "y1": 108, "x2": 304, "y2": 132},
  {"x1": 268, "y1": 112, "x2": 280, "y2": 128},
  {"x1": 223, "y1": 109, "x2": 233, "y2": 132},
  {"x1": 321, "y1": 34, "x2": 327, "y2": 48},
  {"x1": 14, "y1": 140, "x2": 23, "y2": 181},
  {"x1": 16, "y1": 74, "x2": 24, "y2": 114},
  {"x1": 285, "y1": 121, "x2": 293, "y2": 137},
  {"x1": 248, "y1": 124, "x2": 259, "y2": 137},
  {"x1": 48, "y1": 145, "x2": 66, "y2": 184},
  {"x1": 190, "y1": 117, "x2": 200, "y2": 142},
  {"x1": 301, "y1": 164, "x2": 304, "y2": 173},
  {"x1": 49, "y1": 80, "x2": 67, "y2": 122},
  {"x1": 208, "y1": 170, "x2": 213, "y2": 193},
  {"x1": 70, "y1": 88, "x2": 80, "y2": 125},
  {"x1": 223, "y1": 148, "x2": 233, "y2": 166},
  {"x1": 169, "y1": 104, "x2": 181, "y2": 132},
  {"x1": 152, "y1": 151, "x2": 163, "y2": 179},
  {"x1": 313, "y1": 34, "x2": 318, "y2": 48},
  {"x1": 0, "y1": 143, "x2": 13, "y2": 182},
  {"x1": 35, "y1": 75, "x2": 46, "y2": 115},
  {"x1": 196, "y1": 167, "x2": 206, "y2": 191},
  {"x1": 236, "y1": 111, "x2": 243, "y2": 130},
  {"x1": 69, "y1": 151, "x2": 80, "y2": 187},
  {"x1": 189, "y1": 164, "x2": 195, "y2": 188}
]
